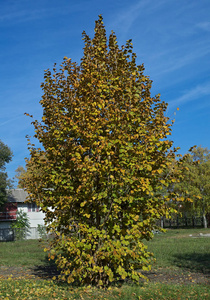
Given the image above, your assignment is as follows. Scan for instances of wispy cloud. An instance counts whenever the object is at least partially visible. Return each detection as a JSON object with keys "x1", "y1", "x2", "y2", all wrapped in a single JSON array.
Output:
[
  {"x1": 196, "y1": 22, "x2": 210, "y2": 32},
  {"x1": 152, "y1": 42, "x2": 210, "y2": 77},
  {"x1": 110, "y1": 0, "x2": 167, "y2": 37},
  {"x1": 169, "y1": 82, "x2": 210, "y2": 109},
  {"x1": 0, "y1": 2, "x2": 86, "y2": 26},
  {"x1": 0, "y1": 115, "x2": 24, "y2": 127},
  {"x1": 0, "y1": 8, "x2": 49, "y2": 24}
]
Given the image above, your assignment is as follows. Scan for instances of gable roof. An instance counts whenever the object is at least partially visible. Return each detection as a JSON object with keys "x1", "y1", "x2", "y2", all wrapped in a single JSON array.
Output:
[{"x1": 6, "y1": 189, "x2": 28, "y2": 203}]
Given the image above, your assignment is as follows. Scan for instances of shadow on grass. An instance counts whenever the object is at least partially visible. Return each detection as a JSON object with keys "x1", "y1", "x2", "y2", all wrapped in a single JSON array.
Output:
[
  {"x1": 173, "y1": 253, "x2": 210, "y2": 274},
  {"x1": 31, "y1": 257, "x2": 60, "y2": 280}
]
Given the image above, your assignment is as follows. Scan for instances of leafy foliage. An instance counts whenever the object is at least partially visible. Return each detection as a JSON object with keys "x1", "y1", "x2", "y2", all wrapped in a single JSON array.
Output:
[
  {"x1": 15, "y1": 166, "x2": 26, "y2": 188},
  {"x1": 24, "y1": 16, "x2": 182, "y2": 286},
  {"x1": 0, "y1": 140, "x2": 13, "y2": 207},
  {"x1": 174, "y1": 146, "x2": 210, "y2": 228},
  {"x1": 37, "y1": 224, "x2": 47, "y2": 239},
  {"x1": 11, "y1": 210, "x2": 30, "y2": 240},
  {"x1": 0, "y1": 231, "x2": 209, "y2": 299}
]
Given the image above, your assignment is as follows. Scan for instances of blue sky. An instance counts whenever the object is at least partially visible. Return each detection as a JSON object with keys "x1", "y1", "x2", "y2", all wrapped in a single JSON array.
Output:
[{"x1": 1, "y1": 0, "x2": 210, "y2": 186}]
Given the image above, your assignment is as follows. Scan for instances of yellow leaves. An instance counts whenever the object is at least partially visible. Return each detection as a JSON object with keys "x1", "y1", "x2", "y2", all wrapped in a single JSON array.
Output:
[
  {"x1": 141, "y1": 186, "x2": 147, "y2": 192},
  {"x1": 147, "y1": 165, "x2": 152, "y2": 171},
  {"x1": 131, "y1": 271, "x2": 140, "y2": 281},
  {"x1": 23, "y1": 15, "x2": 184, "y2": 287},
  {"x1": 142, "y1": 265, "x2": 149, "y2": 271},
  {"x1": 80, "y1": 201, "x2": 87, "y2": 207},
  {"x1": 54, "y1": 178, "x2": 60, "y2": 185},
  {"x1": 133, "y1": 215, "x2": 139, "y2": 222},
  {"x1": 84, "y1": 213, "x2": 91, "y2": 218},
  {"x1": 116, "y1": 265, "x2": 127, "y2": 279},
  {"x1": 186, "y1": 197, "x2": 193, "y2": 202}
]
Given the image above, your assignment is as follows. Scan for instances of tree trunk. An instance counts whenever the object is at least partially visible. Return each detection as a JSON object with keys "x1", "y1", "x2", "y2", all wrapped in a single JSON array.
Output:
[
  {"x1": 160, "y1": 217, "x2": 164, "y2": 228},
  {"x1": 202, "y1": 204, "x2": 207, "y2": 228},
  {"x1": 203, "y1": 214, "x2": 207, "y2": 229}
]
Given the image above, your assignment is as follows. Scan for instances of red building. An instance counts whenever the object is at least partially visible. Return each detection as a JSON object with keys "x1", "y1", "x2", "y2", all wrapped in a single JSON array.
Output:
[{"x1": 0, "y1": 202, "x2": 17, "y2": 221}]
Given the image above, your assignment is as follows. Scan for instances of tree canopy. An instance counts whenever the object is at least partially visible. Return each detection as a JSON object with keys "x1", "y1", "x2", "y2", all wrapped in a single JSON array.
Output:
[
  {"x1": 174, "y1": 146, "x2": 210, "y2": 228},
  {"x1": 24, "y1": 16, "x2": 183, "y2": 286},
  {"x1": 0, "y1": 140, "x2": 13, "y2": 207},
  {"x1": 15, "y1": 166, "x2": 26, "y2": 188}
]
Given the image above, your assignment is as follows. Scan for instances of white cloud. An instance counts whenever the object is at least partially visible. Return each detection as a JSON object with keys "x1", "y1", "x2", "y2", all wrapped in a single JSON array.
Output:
[
  {"x1": 169, "y1": 82, "x2": 210, "y2": 108},
  {"x1": 0, "y1": 8, "x2": 49, "y2": 24},
  {"x1": 110, "y1": 0, "x2": 167, "y2": 37},
  {"x1": 0, "y1": 115, "x2": 23, "y2": 127},
  {"x1": 153, "y1": 42, "x2": 210, "y2": 77},
  {"x1": 197, "y1": 22, "x2": 210, "y2": 32}
]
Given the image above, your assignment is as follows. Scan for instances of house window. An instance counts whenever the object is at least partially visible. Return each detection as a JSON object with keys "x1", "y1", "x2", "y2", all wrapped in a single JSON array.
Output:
[{"x1": 28, "y1": 203, "x2": 39, "y2": 212}]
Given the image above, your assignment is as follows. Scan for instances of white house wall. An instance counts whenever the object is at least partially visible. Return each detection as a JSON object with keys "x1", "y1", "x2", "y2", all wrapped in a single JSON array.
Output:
[
  {"x1": 27, "y1": 211, "x2": 45, "y2": 227},
  {"x1": 17, "y1": 203, "x2": 27, "y2": 213},
  {"x1": 17, "y1": 203, "x2": 45, "y2": 228}
]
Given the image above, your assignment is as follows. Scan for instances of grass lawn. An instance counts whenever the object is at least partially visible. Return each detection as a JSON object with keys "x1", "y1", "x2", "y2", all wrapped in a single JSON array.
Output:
[
  {"x1": 0, "y1": 228, "x2": 209, "y2": 299},
  {"x1": 0, "y1": 279, "x2": 209, "y2": 300},
  {"x1": 145, "y1": 228, "x2": 210, "y2": 273},
  {"x1": 0, "y1": 239, "x2": 46, "y2": 266}
]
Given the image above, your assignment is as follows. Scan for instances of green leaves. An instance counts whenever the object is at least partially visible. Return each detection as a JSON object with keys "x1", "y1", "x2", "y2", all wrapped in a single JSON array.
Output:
[
  {"x1": 0, "y1": 140, "x2": 13, "y2": 207},
  {"x1": 174, "y1": 146, "x2": 210, "y2": 228},
  {"x1": 23, "y1": 15, "x2": 181, "y2": 286}
]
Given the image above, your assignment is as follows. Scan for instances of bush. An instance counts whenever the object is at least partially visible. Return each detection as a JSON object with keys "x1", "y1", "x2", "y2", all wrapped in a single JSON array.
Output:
[{"x1": 11, "y1": 210, "x2": 30, "y2": 240}]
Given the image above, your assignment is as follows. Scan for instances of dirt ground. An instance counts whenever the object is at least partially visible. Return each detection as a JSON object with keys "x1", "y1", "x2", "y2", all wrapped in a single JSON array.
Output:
[{"x1": 0, "y1": 265, "x2": 209, "y2": 285}]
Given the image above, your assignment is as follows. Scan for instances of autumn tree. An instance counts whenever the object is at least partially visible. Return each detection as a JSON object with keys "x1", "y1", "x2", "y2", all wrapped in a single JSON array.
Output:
[
  {"x1": 24, "y1": 16, "x2": 182, "y2": 285},
  {"x1": 174, "y1": 146, "x2": 210, "y2": 228},
  {"x1": 15, "y1": 166, "x2": 26, "y2": 188},
  {"x1": 0, "y1": 140, "x2": 13, "y2": 207},
  {"x1": 15, "y1": 155, "x2": 45, "y2": 189}
]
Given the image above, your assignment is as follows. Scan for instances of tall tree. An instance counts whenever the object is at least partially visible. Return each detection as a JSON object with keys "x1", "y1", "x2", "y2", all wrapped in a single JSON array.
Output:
[
  {"x1": 15, "y1": 166, "x2": 26, "y2": 188},
  {"x1": 0, "y1": 140, "x2": 13, "y2": 207},
  {"x1": 15, "y1": 155, "x2": 45, "y2": 189},
  {"x1": 24, "y1": 16, "x2": 182, "y2": 286},
  {"x1": 175, "y1": 146, "x2": 210, "y2": 228}
]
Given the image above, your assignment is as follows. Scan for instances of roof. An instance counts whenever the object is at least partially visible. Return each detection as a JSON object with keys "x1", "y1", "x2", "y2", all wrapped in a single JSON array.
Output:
[{"x1": 6, "y1": 189, "x2": 28, "y2": 203}]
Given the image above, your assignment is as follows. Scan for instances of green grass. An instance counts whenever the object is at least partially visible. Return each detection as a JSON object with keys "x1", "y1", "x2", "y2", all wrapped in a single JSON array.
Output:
[
  {"x1": 145, "y1": 228, "x2": 210, "y2": 273},
  {"x1": 0, "y1": 239, "x2": 47, "y2": 266},
  {"x1": 0, "y1": 229, "x2": 210, "y2": 299},
  {"x1": 153, "y1": 228, "x2": 210, "y2": 238},
  {"x1": 0, "y1": 279, "x2": 209, "y2": 299}
]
